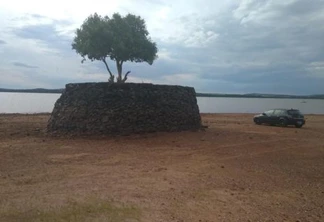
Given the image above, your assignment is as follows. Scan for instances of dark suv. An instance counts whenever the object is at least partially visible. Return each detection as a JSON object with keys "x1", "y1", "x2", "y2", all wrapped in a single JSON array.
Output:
[{"x1": 253, "y1": 109, "x2": 305, "y2": 128}]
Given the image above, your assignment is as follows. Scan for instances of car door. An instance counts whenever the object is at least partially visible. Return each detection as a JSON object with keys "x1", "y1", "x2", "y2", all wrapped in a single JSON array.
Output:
[
  {"x1": 263, "y1": 110, "x2": 274, "y2": 124},
  {"x1": 271, "y1": 109, "x2": 282, "y2": 124}
]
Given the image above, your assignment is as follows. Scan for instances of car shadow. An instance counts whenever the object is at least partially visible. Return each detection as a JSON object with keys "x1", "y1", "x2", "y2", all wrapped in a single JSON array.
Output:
[{"x1": 258, "y1": 124, "x2": 305, "y2": 129}]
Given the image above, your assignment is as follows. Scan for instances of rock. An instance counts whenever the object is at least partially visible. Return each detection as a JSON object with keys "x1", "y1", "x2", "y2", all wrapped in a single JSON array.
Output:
[{"x1": 47, "y1": 82, "x2": 201, "y2": 136}]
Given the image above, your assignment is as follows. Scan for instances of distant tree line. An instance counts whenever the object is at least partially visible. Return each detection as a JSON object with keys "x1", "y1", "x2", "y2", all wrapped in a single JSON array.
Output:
[
  {"x1": 0, "y1": 88, "x2": 64, "y2": 94},
  {"x1": 1, "y1": 88, "x2": 323, "y2": 99},
  {"x1": 196, "y1": 93, "x2": 324, "y2": 99}
]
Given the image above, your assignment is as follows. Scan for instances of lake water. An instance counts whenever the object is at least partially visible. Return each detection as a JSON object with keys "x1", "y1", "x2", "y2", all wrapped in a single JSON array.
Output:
[{"x1": 1, "y1": 92, "x2": 324, "y2": 114}]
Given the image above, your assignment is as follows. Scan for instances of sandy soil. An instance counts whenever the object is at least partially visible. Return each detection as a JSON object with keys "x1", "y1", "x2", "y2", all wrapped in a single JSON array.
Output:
[{"x1": 0, "y1": 113, "x2": 323, "y2": 222}]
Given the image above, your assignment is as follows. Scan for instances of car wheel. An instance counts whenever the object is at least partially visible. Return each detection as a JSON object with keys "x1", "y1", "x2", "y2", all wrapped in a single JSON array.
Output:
[
  {"x1": 279, "y1": 118, "x2": 287, "y2": 127},
  {"x1": 254, "y1": 118, "x2": 261, "y2": 125},
  {"x1": 295, "y1": 123, "x2": 303, "y2": 128}
]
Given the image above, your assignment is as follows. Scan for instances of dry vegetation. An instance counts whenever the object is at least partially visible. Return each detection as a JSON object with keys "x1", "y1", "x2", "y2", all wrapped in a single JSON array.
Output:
[{"x1": 0, "y1": 113, "x2": 324, "y2": 221}]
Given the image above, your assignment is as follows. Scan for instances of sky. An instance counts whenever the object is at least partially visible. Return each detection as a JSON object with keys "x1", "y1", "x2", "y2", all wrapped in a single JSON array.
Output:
[{"x1": 0, "y1": 0, "x2": 324, "y2": 94}]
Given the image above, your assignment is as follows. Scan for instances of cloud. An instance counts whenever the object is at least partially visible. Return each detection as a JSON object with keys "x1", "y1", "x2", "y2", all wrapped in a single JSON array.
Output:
[
  {"x1": 0, "y1": 0, "x2": 324, "y2": 94},
  {"x1": 13, "y1": 62, "x2": 38, "y2": 68},
  {"x1": 29, "y1": 13, "x2": 47, "y2": 19},
  {"x1": 0, "y1": 68, "x2": 53, "y2": 89},
  {"x1": 186, "y1": 0, "x2": 324, "y2": 92},
  {"x1": 233, "y1": 0, "x2": 324, "y2": 25},
  {"x1": 11, "y1": 22, "x2": 72, "y2": 54}
]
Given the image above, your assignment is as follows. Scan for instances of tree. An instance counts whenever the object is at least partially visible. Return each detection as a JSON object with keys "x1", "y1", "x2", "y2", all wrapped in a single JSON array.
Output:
[{"x1": 72, "y1": 13, "x2": 158, "y2": 83}]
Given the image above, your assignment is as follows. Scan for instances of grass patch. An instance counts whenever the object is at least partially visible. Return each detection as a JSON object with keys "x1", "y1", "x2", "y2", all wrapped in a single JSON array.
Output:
[{"x1": 1, "y1": 198, "x2": 141, "y2": 222}]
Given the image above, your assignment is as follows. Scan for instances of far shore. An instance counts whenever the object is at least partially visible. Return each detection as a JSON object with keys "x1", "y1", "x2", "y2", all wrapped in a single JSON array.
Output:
[
  {"x1": 1, "y1": 112, "x2": 324, "y2": 117},
  {"x1": 1, "y1": 88, "x2": 324, "y2": 99}
]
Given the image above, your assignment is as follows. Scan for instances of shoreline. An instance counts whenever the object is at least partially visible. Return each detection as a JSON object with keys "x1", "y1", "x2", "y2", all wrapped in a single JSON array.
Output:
[
  {"x1": 1, "y1": 91, "x2": 324, "y2": 99},
  {"x1": 1, "y1": 112, "x2": 324, "y2": 116}
]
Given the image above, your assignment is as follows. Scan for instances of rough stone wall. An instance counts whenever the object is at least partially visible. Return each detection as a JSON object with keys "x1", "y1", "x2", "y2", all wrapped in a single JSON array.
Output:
[{"x1": 47, "y1": 82, "x2": 201, "y2": 135}]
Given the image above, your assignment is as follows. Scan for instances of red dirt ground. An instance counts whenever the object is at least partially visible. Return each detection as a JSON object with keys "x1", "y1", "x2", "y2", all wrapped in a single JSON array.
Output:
[{"x1": 0, "y1": 113, "x2": 323, "y2": 221}]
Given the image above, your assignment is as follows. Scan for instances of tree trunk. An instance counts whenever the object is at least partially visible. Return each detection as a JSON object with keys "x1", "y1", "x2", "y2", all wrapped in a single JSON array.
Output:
[{"x1": 116, "y1": 60, "x2": 123, "y2": 83}]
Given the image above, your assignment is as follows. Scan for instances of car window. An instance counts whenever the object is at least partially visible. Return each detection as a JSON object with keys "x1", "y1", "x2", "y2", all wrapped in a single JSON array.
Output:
[
  {"x1": 274, "y1": 110, "x2": 285, "y2": 115},
  {"x1": 264, "y1": 110, "x2": 274, "y2": 115},
  {"x1": 287, "y1": 110, "x2": 301, "y2": 115},
  {"x1": 287, "y1": 110, "x2": 303, "y2": 117}
]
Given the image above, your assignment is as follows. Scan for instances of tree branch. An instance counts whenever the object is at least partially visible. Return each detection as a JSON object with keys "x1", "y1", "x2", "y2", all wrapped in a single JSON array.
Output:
[
  {"x1": 122, "y1": 71, "x2": 131, "y2": 82},
  {"x1": 102, "y1": 58, "x2": 114, "y2": 82}
]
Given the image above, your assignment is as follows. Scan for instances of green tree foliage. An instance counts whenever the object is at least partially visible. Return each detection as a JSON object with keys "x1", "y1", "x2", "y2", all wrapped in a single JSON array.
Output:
[{"x1": 72, "y1": 13, "x2": 158, "y2": 83}]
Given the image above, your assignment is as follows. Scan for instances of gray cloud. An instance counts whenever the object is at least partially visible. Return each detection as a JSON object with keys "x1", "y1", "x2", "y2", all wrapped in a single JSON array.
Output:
[
  {"x1": 30, "y1": 13, "x2": 47, "y2": 19},
  {"x1": 1, "y1": 0, "x2": 324, "y2": 94},
  {"x1": 0, "y1": 39, "x2": 6, "y2": 44},
  {"x1": 10, "y1": 13, "x2": 73, "y2": 26},
  {"x1": 12, "y1": 23, "x2": 72, "y2": 53},
  {"x1": 166, "y1": 0, "x2": 324, "y2": 94},
  {"x1": 13, "y1": 24, "x2": 54, "y2": 40},
  {"x1": 13, "y1": 62, "x2": 39, "y2": 69}
]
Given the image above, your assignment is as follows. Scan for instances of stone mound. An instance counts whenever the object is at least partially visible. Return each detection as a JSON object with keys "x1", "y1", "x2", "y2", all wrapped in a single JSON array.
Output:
[{"x1": 47, "y1": 82, "x2": 201, "y2": 135}]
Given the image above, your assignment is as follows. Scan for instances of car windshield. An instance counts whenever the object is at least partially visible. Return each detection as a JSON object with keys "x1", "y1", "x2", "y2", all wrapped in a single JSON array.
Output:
[{"x1": 264, "y1": 110, "x2": 274, "y2": 115}]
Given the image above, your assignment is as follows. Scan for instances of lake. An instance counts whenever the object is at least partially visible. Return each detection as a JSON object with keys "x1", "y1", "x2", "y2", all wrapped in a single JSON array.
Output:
[{"x1": 1, "y1": 92, "x2": 324, "y2": 114}]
